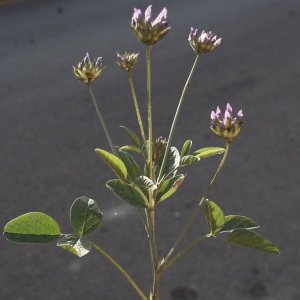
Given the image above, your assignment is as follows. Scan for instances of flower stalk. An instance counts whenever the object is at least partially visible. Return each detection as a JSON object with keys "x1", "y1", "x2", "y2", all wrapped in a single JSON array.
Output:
[
  {"x1": 127, "y1": 70, "x2": 147, "y2": 143},
  {"x1": 157, "y1": 54, "x2": 201, "y2": 182},
  {"x1": 88, "y1": 85, "x2": 118, "y2": 157}
]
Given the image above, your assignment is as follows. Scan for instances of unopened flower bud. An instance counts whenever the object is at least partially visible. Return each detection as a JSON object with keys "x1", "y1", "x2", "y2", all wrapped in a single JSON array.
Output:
[
  {"x1": 73, "y1": 53, "x2": 106, "y2": 84},
  {"x1": 153, "y1": 137, "x2": 167, "y2": 165},
  {"x1": 189, "y1": 28, "x2": 221, "y2": 54},
  {"x1": 131, "y1": 5, "x2": 170, "y2": 45},
  {"x1": 210, "y1": 103, "x2": 243, "y2": 142},
  {"x1": 116, "y1": 52, "x2": 139, "y2": 71}
]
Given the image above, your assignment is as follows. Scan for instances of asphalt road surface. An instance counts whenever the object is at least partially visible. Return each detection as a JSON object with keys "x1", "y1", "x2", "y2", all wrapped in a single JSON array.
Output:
[{"x1": 1, "y1": 0, "x2": 300, "y2": 299}]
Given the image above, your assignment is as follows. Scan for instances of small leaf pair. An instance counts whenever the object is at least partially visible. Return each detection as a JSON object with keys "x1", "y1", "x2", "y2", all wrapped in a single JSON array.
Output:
[
  {"x1": 58, "y1": 196, "x2": 102, "y2": 257},
  {"x1": 180, "y1": 139, "x2": 225, "y2": 167},
  {"x1": 3, "y1": 196, "x2": 103, "y2": 257},
  {"x1": 204, "y1": 200, "x2": 279, "y2": 254}
]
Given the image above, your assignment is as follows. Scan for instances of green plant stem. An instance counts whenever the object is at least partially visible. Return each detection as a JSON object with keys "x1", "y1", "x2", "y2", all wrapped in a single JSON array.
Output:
[
  {"x1": 160, "y1": 235, "x2": 210, "y2": 272},
  {"x1": 146, "y1": 208, "x2": 159, "y2": 299},
  {"x1": 145, "y1": 209, "x2": 155, "y2": 279},
  {"x1": 145, "y1": 45, "x2": 159, "y2": 299},
  {"x1": 157, "y1": 54, "x2": 201, "y2": 182},
  {"x1": 91, "y1": 242, "x2": 147, "y2": 300},
  {"x1": 146, "y1": 45, "x2": 154, "y2": 191},
  {"x1": 149, "y1": 209, "x2": 158, "y2": 268},
  {"x1": 127, "y1": 70, "x2": 146, "y2": 143},
  {"x1": 88, "y1": 85, "x2": 117, "y2": 157},
  {"x1": 161, "y1": 141, "x2": 231, "y2": 269},
  {"x1": 153, "y1": 270, "x2": 161, "y2": 300}
]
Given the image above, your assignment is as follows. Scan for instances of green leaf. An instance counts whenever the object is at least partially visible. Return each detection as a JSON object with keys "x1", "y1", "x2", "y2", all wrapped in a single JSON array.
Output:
[
  {"x1": 107, "y1": 179, "x2": 148, "y2": 208},
  {"x1": 193, "y1": 147, "x2": 225, "y2": 159},
  {"x1": 120, "y1": 145, "x2": 143, "y2": 154},
  {"x1": 70, "y1": 196, "x2": 103, "y2": 236},
  {"x1": 95, "y1": 149, "x2": 127, "y2": 182},
  {"x1": 181, "y1": 140, "x2": 192, "y2": 157},
  {"x1": 134, "y1": 175, "x2": 156, "y2": 190},
  {"x1": 227, "y1": 229, "x2": 280, "y2": 254},
  {"x1": 3, "y1": 212, "x2": 60, "y2": 244},
  {"x1": 219, "y1": 215, "x2": 259, "y2": 233},
  {"x1": 155, "y1": 146, "x2": 180, "y2": 180},
  {"x1": 57, "y1": 234, "x2": 92, "y2": 257},
  {"x1": 120, "y1": 126, "x2": 141, "y2": 147},
  {"x1": 205, "y1": 201, "x2": 225, "y2": 234},
  {"x1": 117, "y1": 148, "x2": 142, "y2": 182},
  {"x1": 180, "y1": 155, "x2": 199, "y2": 167},
  {"x1": 156, "y1": 174, "x2": 185, "y2": 203}
]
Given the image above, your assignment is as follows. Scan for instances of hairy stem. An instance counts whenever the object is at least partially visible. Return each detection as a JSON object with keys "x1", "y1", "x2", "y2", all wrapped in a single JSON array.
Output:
[
  {"x1": 127, "y1": 70, "x2": 146, "y2": 143},
  {"x1": 146, "y1": 45, "x2": 154, "y2": 190},
  {"x1": 88, "y1": 85, "x2": 117, "y2": 157}
]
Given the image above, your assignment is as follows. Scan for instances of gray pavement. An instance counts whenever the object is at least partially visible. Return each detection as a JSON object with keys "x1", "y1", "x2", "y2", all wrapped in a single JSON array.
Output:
[{"x1": 1, "y1": 0, "x2": 300, "y2": 299}]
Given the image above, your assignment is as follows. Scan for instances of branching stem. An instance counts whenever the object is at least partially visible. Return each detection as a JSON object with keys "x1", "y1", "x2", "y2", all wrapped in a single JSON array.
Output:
[{"x1": 161, "y1": 141, "x2": 231, "y2": 269}]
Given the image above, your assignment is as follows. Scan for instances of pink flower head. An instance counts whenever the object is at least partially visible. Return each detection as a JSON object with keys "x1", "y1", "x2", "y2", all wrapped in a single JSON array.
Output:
[
  {"x1": 131, "y1": 5, "x2": 170, "y2": 45},
  {"x1": 189, "y1": 28, "x2": 221, "y2": 54},
  {"x1": 210, "y1": 103, "x2": 243, "y2": 142},
  {"x1": 73, "y1": 53, "x2": 106, "y2": 84}
]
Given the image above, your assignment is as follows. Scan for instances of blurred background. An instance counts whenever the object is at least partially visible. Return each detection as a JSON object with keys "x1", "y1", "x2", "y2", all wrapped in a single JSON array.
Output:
[{"x1": 1, "y1": 0, "x2": 299, "y2": 299}]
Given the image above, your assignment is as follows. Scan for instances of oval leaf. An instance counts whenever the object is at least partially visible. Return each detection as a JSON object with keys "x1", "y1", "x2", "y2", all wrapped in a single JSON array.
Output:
[
  {"x1": 227, "y1": 229, "x2": 280, "y2": 254},
  {"x1": 57, "y1": 234, "x2": 92, "y2": 257},
  {"x1": 117, "y1": 148, "x2": 142, "y2": 182},
  {"x1": 205, "y1": 201, "x2": 225, "y2": 234},
  {"x1": 120, "y1": 145, "x2": 143, "y2": 154},
  {"x1": 181, "y1": 140, "x2": 192, "y2": 157},
  {"x1": 95, "y1": 149, "x2": 127, "y2": 181},
  {"x1": 120, "y1": 126, "x2": 141, "y2": 147},
  {"x1": 155, "y1": 146, "x2": 180, "y2": 180},
  {"x1": 107, "y1": 179, "x2": 148, "y2": 208},
  {"x1": 70, "y1": 196, "x2": 103, "y2": 236},
  {"x1": 193, "y1": 147, "x2": 225, "y2": 159},
  {"x1": 180, "y1": 155, "x2": 199, "y2": 167},
  {"x1": 219, "y1": 215, "x2": 259, "y2": 233},
  {"x1": 4, "y1": 212, "x2": 60, "y2": 244},
  {"x1": 134, "y1": 175, "x2": 156, "y2": 190},
  {"x1": 156, "y1": 174, "x2": 185, "y2": 203}
]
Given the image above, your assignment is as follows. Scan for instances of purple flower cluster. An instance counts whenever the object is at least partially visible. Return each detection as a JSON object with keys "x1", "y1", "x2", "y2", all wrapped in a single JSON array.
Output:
[
  {"x1": 210, "y1": 103, "x2": 243, "y2": 142},
  {"x1": 73, "y1": 53, "x2": 105, "y2": 84},
  {"x1": 131, "y1": 5, "x2": 170, "y2": 45},
  {"x1": 189, "y1": 28, "x2": 221, "y2": 54}
]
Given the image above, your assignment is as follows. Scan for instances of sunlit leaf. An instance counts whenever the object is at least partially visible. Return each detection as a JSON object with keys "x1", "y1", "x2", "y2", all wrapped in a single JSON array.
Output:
[
  {"x1": 57, "y1": 234, "x2": 92, "y2": 257},
  {"x1": 95, "y1": 149, "x2": 127, "y2": 182},
  {"x1": 181, "y1": 140, "x2": 192, "y2": 157},
  {"x1": 120, "y1": 126, "x2": 141, "y2": 147},
  {"x1": 155, "y1": 146, "x2": 180, "y2": 180},
  {"x1": 193, "y1": 147, "x2": 225, "y2": 159},
  {"x1": 156, "y1": 174, "x2": 185, "y2": 203},
  {"x1": 227, "y1": 229, "x2": 280, "y2": 254},
  {"x1": 107, "y1": 179, "x2": 148, "y2": 208},
  {"x1": 134, "y1": 176, "x2": 156, "y2": 190},
  {"x1": 70, "y1": 196, "x2": 103, "y2": 236},
  {"x1": 4, "y1": 212, "x2": 60, "y2": 244},
  {"x1": 117, "y1": 148, "x2": 142, "y2": 182},
  {"x1": 204, "y1": 201, "x2": 225, "y2": 234},
  {"x1": 219, "y1": 215, "x2": 259, "y2": 233},
  {"x1": 180, "y1": 155, "x2": 199, "y2": 167},
  {"x1": 120, "y1": 145, "x2": 143, "y2": 154}
]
